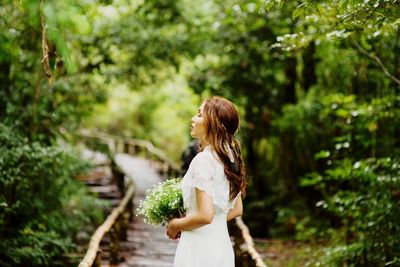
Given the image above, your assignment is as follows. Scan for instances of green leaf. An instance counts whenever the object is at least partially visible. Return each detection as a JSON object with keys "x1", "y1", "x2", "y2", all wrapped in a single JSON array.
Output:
[
  {"x1": 315, "y1": 150, "x2": 331, "y2": 159},
  {"x1": 292, "y1": 7, "x2": 303, "y2": 19},
  {"x1": 293, "y1": 2, "x2": 308, "y2": 19},
  {"x1": 264, "y1": 0, "x2": 275, "y2": 11},
  {"x1": 336, "y1": 108, "x2": 349, "y2": 118},
  {"x1": 300, "y1": 173, "x2": 323, "y2": 186}
]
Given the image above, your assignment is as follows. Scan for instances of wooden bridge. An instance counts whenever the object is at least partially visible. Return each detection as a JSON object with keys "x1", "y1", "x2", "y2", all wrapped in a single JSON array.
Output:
[{"x1": 77, "y1": 132, "x2": 266, "y2": 267}]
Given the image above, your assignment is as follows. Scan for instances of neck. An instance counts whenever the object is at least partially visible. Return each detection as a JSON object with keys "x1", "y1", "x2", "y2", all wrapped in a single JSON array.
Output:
[
  {"x1": 199, "y1": 138, "x2": 211, "y2": 150},
  {"x1": 199, "y1": 136, "x2": 208, "y2": 146}
]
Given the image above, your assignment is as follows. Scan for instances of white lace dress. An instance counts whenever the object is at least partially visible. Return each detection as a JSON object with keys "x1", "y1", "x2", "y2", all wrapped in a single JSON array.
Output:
[{"x1": 174, "y1": 145, "x2": 240, "y2": 267}]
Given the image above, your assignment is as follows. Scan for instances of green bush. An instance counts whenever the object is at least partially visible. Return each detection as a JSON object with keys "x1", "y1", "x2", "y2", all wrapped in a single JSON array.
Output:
[
  {"x1": 278, "y1": 94, "x2": 400, "y2": 266},
  {"x1": 308, "y1": 158, "x2": 400, "y2": 266},
  {"x1": 307, "y1": 158, "x2": 400, "y2": 266},
  {"x1": 0, "y1": 124, "x2": 105, "y2": 267},
  {"x1": 281, "y1": 92, "x2": 400, "y2": 266}
]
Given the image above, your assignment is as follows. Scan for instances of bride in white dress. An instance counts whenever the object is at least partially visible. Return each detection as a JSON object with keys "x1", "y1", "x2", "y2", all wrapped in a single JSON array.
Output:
[{"x1": 167, "y1": 96, "x2": 247, "y2": 267}]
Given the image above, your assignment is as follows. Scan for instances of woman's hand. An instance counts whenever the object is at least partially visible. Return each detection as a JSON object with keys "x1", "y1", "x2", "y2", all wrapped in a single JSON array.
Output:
[{"x1": 166, "y1": 218, "x2": 181, "y2": 240}]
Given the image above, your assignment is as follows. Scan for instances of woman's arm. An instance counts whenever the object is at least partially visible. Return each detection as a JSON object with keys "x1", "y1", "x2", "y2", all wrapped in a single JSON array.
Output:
[
  {"x1": 167, "y1": 188, "x2": 214, "y2": 239},
  {"x1": 226, "y1": 195, "x2": 243, "y2": 221}
]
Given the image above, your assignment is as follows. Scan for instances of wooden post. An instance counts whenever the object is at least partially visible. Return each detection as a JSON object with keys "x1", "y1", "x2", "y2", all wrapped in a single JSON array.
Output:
[
  {"x1": 93, "y1": 250, "x2": 102, "y2": 267},
  {"x1": 161, "y1": 163, "x2": 166, "y2": 175},
  {"x1": 112, "y1": 166, "x2": 125, "y2": 194},
  {"x1": 109, "y1": 221, "x2": 120, "y2": 265},
  {"x1": 119, "y1": 171, "x2": 125, "y2": 194},
  {"x1": 136, "y1": 146, "x2": 141, "y2": 156},
  {"x1": 128, "y1": 145, "x2": 135, "y2": 155},
  {"x1": 167, "y1": 165, "x2": 173, "y2": 178},
  {"x1": 119, "y1": 210, "x2": 129, "y2": 241},
  {"x1": 115, "y1": 139, "x2": 122, "y2": 154},
  {"x1": 124, "y1": 142, "x2": 129, "y2": 153},
  {"x1": 127, "y1": 194, "x2": 134, "y2": 222},
  {"x1": 108, "y1": 139, "x2": 116, "y2": 154}
]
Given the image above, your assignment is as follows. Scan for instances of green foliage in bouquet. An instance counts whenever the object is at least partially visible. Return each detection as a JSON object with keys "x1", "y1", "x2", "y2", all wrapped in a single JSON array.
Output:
[{"x1": 137, "y1": 178, "x2": 186, "y2": 226}]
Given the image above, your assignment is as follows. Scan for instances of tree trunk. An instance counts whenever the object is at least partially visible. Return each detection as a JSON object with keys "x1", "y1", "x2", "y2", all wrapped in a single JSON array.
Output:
[
  {"x1": 280, "y1": 55, "x2": 298, "y2": 197},
  {"x1": 244, "y1": 104, "x2": 263, "y2": 198},
  {"x1": 0, "y1": 62, "x2": 11, "y2": 117},
  {"x1": 302, "y1": 42, "x2": 317, "y2": 92},
  {"x1": 283, "y1": 56, "x2": 297, "y2": 104}
]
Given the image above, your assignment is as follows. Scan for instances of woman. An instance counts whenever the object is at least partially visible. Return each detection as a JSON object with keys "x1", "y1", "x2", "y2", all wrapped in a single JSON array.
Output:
[{"x1": 167, "y1": 96, "x2": 247, "y2": 267}]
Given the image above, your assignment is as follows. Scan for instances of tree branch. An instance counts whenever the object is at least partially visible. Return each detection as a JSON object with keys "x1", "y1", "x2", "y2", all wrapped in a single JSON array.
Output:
[
  {"x1": 353, "y1": 41, "x2": 400, "y2": 86},
  {"x1": 40, "y1": 0, "x2": 52, "y2": 85},
  {"x1": 360, "y1": 1, "x2": 384, "y2": 27}
]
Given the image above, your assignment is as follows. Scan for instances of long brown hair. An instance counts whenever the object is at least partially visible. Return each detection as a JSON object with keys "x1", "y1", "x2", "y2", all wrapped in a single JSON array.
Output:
[{"x1": 200, "y1": 96, "x2": 247, "y2": 200}]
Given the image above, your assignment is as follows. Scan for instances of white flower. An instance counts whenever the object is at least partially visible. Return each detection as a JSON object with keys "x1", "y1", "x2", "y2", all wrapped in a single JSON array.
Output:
[{"x1": 136, "y1": 178, "x2": 186, "y2": 226}]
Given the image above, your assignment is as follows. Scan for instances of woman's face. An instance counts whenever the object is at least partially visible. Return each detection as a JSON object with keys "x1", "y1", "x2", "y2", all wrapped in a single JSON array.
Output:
[{"x1": 190, "y1": 102, "x2": 207, "y2": 140}]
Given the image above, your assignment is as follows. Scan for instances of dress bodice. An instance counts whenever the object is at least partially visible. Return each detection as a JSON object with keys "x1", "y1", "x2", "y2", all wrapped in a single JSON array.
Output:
[{"x1": 181, "y1": 145, "x2": 240, "y2": 215}]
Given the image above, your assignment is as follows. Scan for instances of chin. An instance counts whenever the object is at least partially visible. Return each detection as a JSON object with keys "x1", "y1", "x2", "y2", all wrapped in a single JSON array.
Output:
[{"x1": 190, "y1": 130, "x2": 197, "y2": 138}]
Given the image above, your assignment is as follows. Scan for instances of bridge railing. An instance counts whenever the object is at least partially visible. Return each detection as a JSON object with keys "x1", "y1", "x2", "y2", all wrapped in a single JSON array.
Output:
[
  {"x1": 79, "y1": 130, "x2": 182, "y2": 179},
  {"x1": 77, "y1": 135, "x2": 135, "y2": 267},
  {"x1": 78, "y1": 179, "x2": 134, "y2": 267},
  {"x1": 77, "y1": 131, "x2": 183, "y2": 267},
  {"x1": 230, "y1": 217, "x2": 267, "y2": 267}
]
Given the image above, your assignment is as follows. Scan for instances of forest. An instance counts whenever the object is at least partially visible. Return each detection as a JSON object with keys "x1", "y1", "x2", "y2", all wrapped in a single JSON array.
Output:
[{"x1": 1, "y1": 0, "x2": 399, "y2": 266}]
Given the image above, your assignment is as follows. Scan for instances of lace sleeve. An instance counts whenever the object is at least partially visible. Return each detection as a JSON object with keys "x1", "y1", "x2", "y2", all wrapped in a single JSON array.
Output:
[
  {"x1": 188, "y1": 152, "x2": 214, "y2": 198},
  {"x1": 183, "y1": 149, "x2": 232, "y2": 213}
]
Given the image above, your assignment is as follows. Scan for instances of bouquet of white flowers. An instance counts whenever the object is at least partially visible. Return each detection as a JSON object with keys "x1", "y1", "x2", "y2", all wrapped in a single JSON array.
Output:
[{"x1": 137, "y1": 178, "x2": 186, "y2": 226}]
